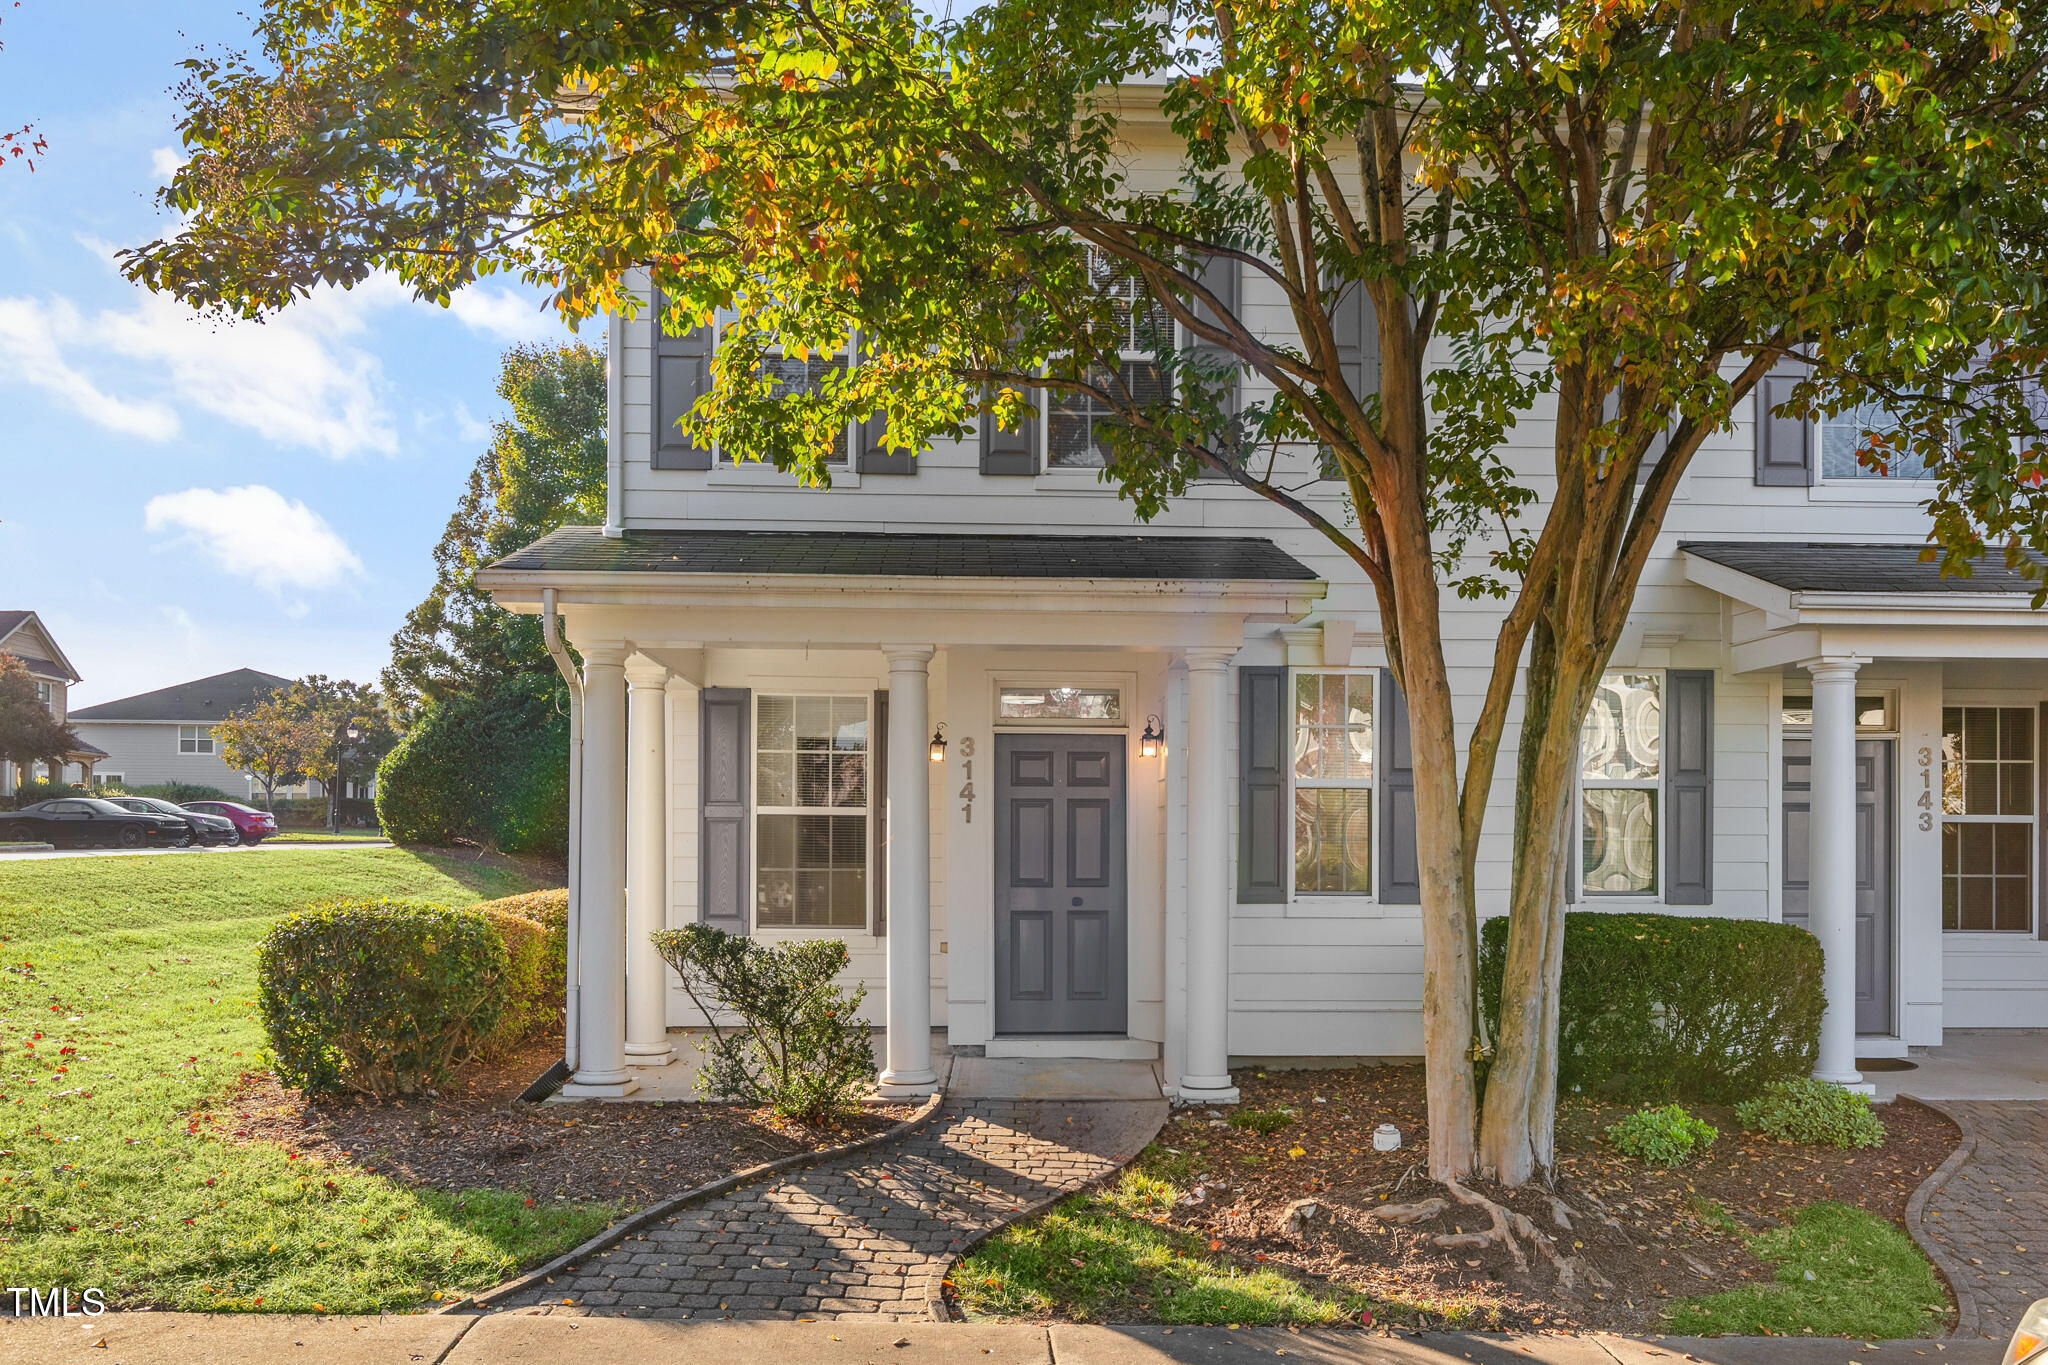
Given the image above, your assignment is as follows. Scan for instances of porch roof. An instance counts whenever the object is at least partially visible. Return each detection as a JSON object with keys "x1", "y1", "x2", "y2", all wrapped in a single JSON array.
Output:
[
  {"x1": 487, "y1": 526, "x2": 1319, "y2": 582},
  {"x1": 1680, "y1": 541, "x2": 2046, "y2": 595}
]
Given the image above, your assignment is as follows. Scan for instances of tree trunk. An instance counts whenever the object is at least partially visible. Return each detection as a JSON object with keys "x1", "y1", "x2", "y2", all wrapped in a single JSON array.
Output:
[{"x1": 1477, "y1": 615, "x2": 1600, "y2": 1185}]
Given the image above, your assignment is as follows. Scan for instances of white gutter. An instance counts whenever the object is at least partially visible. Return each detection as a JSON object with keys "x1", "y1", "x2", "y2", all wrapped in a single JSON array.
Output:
[{"x1": 540, "y1": 588, "x2": 584, "y2": 1075}]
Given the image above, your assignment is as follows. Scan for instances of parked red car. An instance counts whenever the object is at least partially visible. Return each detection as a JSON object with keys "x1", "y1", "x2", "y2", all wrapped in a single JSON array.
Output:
[{"x1": 181, "y1": 800, "x2": 278, "y2": 845}]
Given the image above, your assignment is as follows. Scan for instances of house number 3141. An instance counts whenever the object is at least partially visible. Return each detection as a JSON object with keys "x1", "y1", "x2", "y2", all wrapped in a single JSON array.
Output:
[{"x1": 958, "y1": 736, "x2": 977, "y2": 824}]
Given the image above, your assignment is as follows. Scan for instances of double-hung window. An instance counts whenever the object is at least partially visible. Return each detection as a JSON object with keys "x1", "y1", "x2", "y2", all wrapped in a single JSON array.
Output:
[
  {"x1": 748, "y1": 347, "x2": 852, "y2": 467},
  {"x1": 1048, "y1": 250, "x2": 1171, "y2": 469},
  {"x1": 1942, "y1": 705, "x2": 2036, "y2": 932},
  {"x1": 754, "y1": 695, "x2": 870, "y2": 929},
  {"x1": 1292, "y1": 672, "x2": 1374, "y2": 895},
  {"x1": 34, "y1": 680, "x2": 53, "y2": 711},
  {"x1": 178, "y1": 724, "x2": 216, "y2": 756},
  {"x1": 1580, "y1": 671, "x2": 1662, "y2": 896}
]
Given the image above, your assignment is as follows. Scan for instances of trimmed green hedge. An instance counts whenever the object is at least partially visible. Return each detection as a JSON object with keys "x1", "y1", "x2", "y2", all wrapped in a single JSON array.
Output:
[
  {"x1": 471, "y1": 890, "x2": 568, "y2": 1048},
  {"x1": 1480, "y1": 911, "x2": 1824, "y2": 1103},
  {"x1": 257, "y1": 898, "x2": 508, "y2": 1096},
  {"x1": 374, "y1": 672, "x2": 567, "y2": 855}
]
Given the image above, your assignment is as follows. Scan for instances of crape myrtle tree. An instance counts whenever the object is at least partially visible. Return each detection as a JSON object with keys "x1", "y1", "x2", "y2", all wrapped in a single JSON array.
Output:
[{"x1": 125, "y1": 0, "x2": 2048, "y2": 1216}]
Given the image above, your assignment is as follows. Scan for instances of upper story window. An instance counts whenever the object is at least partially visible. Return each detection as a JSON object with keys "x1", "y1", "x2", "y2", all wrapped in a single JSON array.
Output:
[
  {"x1": 1819, "y1": 399, "x2": 1933, "y2": 480},
  {"x1": 34, "y1": 680, "x2": 53, "y2": 712},
  {"x1": 1047, "y1": 250, "x2": 1171, "y2": 469},
  {"x1": 1580, "y1": 671, "x2": 1662, "y2": 896},
  {"x1": 749, "y1": 348, "x2": 851, "y2": 467},
  {"x1": 1292, "y1": 671, "x2": 1374, "y2": 895},
  {"x1": 1942, "y1": 705, "x2": 2036, "y2": 933},
  {"x1": 754, "y1": 695, "x2": 869, "y2": 930},
  {"x1": 178, "y1": 725, "x2": 216, "y2": 756}
]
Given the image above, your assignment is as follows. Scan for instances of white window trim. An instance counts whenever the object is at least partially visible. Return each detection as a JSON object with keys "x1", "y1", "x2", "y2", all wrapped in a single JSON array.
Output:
[
  {"x1": 1812, "y1": 402, "x2": 1937, "y2": 490},
  {"x1": 1041, "y1": 248, "x2": 1170, "y2": 476},
  {"x1": 991, "y1": 674, "x2": 1132, "y2": 730},
  {"x1": 96, "y1": 773, "x2": 123, "y2": 788},
  {"x1": 749, "y1": 690, "x2": 877, "y2": 938},
  {"x1": 1286, "y1": 667, "x2": 1380, "y2": 906},
  {"x1": 1577, "y1": 668, "x2": 1666, "y2": 904},
  {"x1": 177, "y1": 724, "x2": 217, "y2": 756},
  {"x1": 1938, "y1": 695, "x2": 2041, "y2": 937},
  {"x1": 706, "y1": 318, "x2": 863, "y2": 486}
]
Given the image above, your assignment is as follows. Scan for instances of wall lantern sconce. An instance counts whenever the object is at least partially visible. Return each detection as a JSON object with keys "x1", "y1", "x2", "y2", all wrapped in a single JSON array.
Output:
[
  {"x1": 1140, "y1": 715, "x2": 1164, "y2": 759},
  {"x1": 929, "y1": 722, "x2": 948, "y2": 763}
]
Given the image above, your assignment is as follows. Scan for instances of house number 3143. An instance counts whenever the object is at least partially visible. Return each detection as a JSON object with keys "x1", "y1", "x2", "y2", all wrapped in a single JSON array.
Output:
[{"x1": 958, "y1": 736, "x2": 976, "y2": 824}]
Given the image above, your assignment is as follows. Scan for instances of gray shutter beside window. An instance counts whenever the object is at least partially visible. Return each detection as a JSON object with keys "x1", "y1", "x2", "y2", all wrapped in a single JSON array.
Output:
[
  {"x1": 652, "y1": 289, "x2": 716, "y2": 471},
  {"x1": 1193, "y1": 253, "x2": 1243, "y2": 481},
  {"x1": 1238, "y1": 666, "x2": 1288, "y2": 904},
  {"x1": 1664, "y1": 669, "x2": 1714, "y2": 905},
  {"x1": 2037, "y1": 703, "x2": 2047, "y2": 941},
  {"x1": 979, "y1": 398, "x2": 1040, "y2": 476},
  {"x1": 1330, "y1": 282, "x2": 1379, "y2": 399},
  {"x1": 700, "y1": 687, "x2": 751, "y2": 932},
  {"x1": 871, "y1": 689, "x2": 889, "y2": 935},
  {"x1": 858, "y1": 411, "x2": 918, "y2": 475},
  {"x1": 1754, "y1": 358, "x2": 1814, "y2": 486},
  {"x1": 1378, "y1": 668, "x2": 1420, "y2": 904}
]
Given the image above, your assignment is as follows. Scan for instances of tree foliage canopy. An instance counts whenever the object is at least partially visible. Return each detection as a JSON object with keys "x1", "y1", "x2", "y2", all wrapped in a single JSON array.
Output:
[{"x1": 0, "y1": 654, "x2": 79, "y2": 770}]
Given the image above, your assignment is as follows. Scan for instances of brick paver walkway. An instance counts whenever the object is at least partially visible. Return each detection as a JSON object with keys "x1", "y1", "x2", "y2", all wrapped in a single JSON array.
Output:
[
  {"x1": 492, "y1": 1096, "x2": 1166, "y2": 1320},
  {"x1": 1912, "y1": 1100, "x2": 2048, "y2": 1340}
]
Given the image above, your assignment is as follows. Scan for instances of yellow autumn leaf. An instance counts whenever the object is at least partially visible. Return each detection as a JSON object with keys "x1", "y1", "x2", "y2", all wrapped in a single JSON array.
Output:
[{"x1": 1288, "y1": 1145, "x2": 1306, "y2": 1158}]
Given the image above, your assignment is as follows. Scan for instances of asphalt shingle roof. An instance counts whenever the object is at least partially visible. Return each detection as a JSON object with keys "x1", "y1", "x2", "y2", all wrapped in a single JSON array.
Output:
[
  {"x1": 69, "y1": 668, "x2": 297, "y2": 724},
  {"x1": 487, "y1": 526, "x2": 1321, "y2": 582},
  {"x1": 0, "y1": 610, "x2": 30, "y2": 638},
  {"x1": 1681, "y1": 542, "x2": 2047, "y2": 594}
]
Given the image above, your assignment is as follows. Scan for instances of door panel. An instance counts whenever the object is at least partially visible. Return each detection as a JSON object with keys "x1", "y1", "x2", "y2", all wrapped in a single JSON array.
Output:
[
  {"x1": 995, "y1": 734, "x2": 1128, "y2": 1035},
  {"x1": 1782, "y1": 738, "x2": 1895, "y2": 1035}
]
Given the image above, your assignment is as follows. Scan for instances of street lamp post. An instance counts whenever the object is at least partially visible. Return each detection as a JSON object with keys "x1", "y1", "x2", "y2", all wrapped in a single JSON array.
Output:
[{"x1": 330, "y1": 723, "x2": 360, "y2": 834}]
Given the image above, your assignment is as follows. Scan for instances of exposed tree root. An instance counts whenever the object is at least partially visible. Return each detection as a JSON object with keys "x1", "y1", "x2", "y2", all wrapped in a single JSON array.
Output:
[{"x1": 1442, "y1": 1179, "x2": 1578, "y2": 1291}]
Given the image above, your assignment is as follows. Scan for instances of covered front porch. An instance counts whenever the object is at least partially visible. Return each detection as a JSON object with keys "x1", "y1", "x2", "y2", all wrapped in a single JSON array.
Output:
[
  {"x1": 477, "y1": 526, "x2": 1323, "y2": 1102},
  {"x1": 1684, "y1": 542, "x2": 2048, "y2": 1092}
]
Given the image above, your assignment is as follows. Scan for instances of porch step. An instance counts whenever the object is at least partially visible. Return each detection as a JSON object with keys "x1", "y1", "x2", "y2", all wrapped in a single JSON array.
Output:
[{"x1": 985, "y1": 1036, "x2": 1160, "y2": 1061}]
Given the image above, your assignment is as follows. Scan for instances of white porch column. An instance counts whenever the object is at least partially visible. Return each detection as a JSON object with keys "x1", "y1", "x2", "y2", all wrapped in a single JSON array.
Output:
[
  {"x1": 1179, "y1": 647, "x2": 1239, "y2": 1104},
  {"x1": 1805, "y1": 656, "x2": 1869, "y2": 1092},
  {"x1": 563, "y1": 643, "x2": 637, "y2": 1098},
  {"x1": 624, "y1": 654, "x2": 676, "y2": 1066},
  {"x1": 879, "y1": 644, "x2": 940, "y2": 1097}
]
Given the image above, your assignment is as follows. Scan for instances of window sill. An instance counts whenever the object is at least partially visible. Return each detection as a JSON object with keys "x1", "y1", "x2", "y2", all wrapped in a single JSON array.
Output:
[
  {"x1": 1807, "y1": 482, "x2": 1934, "y2": 504},
  {"x1": 707, "y1": 462, "x2": 860, "y2": 490},
  {"x1": 1280, "y1": 894, "x2": 1391, "y2": 918}
]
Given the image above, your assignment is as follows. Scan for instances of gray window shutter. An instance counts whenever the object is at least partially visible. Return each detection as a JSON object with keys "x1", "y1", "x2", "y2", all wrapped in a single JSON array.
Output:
[
  {"x1": 1329, "y1": 282, "x2": 1379, "y2": 399},
  {"x1": 1193, "y1": 253, "x2": 1242, "y2": 480},
  {"x1": 979, "y1": 395, "x2": 1039, "y2": 475},
  {"x1": 1378, "y1": 668, "x2": 1420, "y2": 904},
  {"x1": 1664, "y1": 669, "x2": 1714, "y2": 905},
  {"x1": 652, "y1": 288, "x2": 716, "y2": 471},
  {"x1": 1754, "y1": 358, "x2": 1814, "y2": 486},
  {"x1": 858, "y1": 411, "x2": 917, "y2": 474},
  {"x1": 871, "y1": 689, "x2": 889, "y2": 935},
  {"x1": 2037, "y1": 704, "x2": 2047, "y2": 941},
  {"x1": 1237, "y1": 666, "x2": 1288, "y2": 904},
  {"x1": 700, "y1": 687, "x2": 750, "y2": 932}
]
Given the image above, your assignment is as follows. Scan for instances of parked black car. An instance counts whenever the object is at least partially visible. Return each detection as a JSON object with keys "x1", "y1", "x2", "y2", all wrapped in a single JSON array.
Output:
[
  {"x1": 103, "y1": 796, "x2": 241, "y2": 847},
  {"x1": 0, "y1": 798, "x2": 191, "y2": 849}
]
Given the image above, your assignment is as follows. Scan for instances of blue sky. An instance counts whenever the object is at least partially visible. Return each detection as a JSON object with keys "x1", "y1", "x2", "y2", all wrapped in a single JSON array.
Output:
[{"x1": 0, "y1": 1, "x2": 578, "y2": 707}]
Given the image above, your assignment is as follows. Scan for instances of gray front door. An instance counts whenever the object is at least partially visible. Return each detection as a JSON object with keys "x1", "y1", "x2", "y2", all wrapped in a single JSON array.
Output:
[
  {"x1": 994, "y1": 734, "x2": 1128, "y2": 1035},
  {"x1": 1783, "y1": 738, "x2": 1895, "y2": 1035}
]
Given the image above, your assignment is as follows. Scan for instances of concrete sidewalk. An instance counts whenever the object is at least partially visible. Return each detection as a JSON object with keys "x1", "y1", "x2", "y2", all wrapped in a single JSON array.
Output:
[{"x1": 0, "y1": 1316, "x2": 2006, "y2": 1365}]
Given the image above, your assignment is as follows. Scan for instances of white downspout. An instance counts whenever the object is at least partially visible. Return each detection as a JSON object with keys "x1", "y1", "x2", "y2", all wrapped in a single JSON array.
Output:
[{"x1": 542, "y1": 588, "x2": 585, "y2": 1074}]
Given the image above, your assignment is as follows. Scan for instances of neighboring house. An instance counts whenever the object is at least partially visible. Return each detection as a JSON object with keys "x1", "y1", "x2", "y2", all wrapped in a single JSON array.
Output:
[
  {"x1": 477, "y1": 148, "x2": 2048, "y2": 1105},
  {"x1": 0, "y1": 609, "x2": 107, "y2": 793},
  {"x1": 68, "y1": 669, "x2": 324, "y2": 801}
]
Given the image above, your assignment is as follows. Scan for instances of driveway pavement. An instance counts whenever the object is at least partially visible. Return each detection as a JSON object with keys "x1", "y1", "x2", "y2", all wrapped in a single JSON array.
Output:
[{"x1": 0, "y1": 1318, "x2": 2007, "y2": 1365}]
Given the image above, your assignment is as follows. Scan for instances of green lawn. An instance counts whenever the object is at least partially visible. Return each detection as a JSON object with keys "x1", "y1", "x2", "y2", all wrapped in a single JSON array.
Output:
[
  {"x1": 261, "y1": 831, "x2": 391, "y2": 844},
  {"x1": 0, "y1": 849, "x2": 614, "y2": 1313},
  {"x1": 1664, "y1": 1201, "x2": 1949, "y2": 1338}
]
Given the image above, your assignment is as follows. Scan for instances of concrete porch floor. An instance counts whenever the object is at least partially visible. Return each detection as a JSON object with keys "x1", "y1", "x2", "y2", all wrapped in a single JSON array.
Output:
[{"x1": 1872, "y1": 1028, "x2": 2048, "y2": 1102}]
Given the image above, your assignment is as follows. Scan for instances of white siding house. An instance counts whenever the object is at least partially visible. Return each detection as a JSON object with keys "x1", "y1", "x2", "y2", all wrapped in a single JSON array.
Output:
[
  {"x1": 478, "y1": 121, "x2": 2048, "y2": 1102},
  {"x1": 69, "y1": 669, "x2": 325, "y2": 801}
]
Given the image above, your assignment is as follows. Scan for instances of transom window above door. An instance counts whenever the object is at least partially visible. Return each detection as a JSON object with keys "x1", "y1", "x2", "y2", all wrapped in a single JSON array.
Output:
[
  {"x1": 997, "y1": 686, "x2": 1122, "y2": 724},
  {"x1": 754, "y1": 695, "x2": 869, "y2": 930},
  {"x1": 1941, "y1": 705, "x2": 2037, "y2": 933}
]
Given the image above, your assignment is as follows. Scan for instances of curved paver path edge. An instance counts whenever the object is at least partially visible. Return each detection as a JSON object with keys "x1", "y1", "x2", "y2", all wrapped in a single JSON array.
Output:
[
  {"x1": 1902, "y1": 1096, "x2": 1983, "y2": 1341},
  {"x1": 924, "y1": 1100, "x2": 1168, "y2": 1323},
  {"x1": 441, "y1": 1084, "x2": 951, "y2": 1315}
]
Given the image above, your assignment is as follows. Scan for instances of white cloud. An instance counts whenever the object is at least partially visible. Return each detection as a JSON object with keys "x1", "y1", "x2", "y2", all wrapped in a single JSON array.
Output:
[
  {"x1": 0, "y1": 297, "x2": 180, "y2": 439},
  {"x1": 445, "y1": 286, "x2": 565, "y2": 343},
  {"x1": 149, "y1": 146, "x2": 184, "y2": 179},
  {"x1": 144, "y1": 485, "x2": 365, "y2": 600},
  {"x1": 450, "y1": 399, "x2": 495, "y2": 445}
]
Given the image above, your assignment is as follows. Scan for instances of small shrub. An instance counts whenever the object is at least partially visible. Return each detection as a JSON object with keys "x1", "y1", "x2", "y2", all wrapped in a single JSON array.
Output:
[
  {"x1": 1228, "y1": 1108, "x2": 1294, "y2": 1134},
  {"x1": 1605, "y1": 1103, "x2": 1719, "y2": 1166},
  {"x1": 375, "y1": 674, "x2": 568, "y2": 855},
  {"x1": 129, "y1": 782, "x2": 231, "y2": 804},
  {"x1": 1736, "y1": 1078, "x2": 1886, "y2": 1149},
  {"x1": 479, "y1": 907, "x2": 554, "y2": 1050},
  {"x1": 651, "y1": 924, "x2": 874, "y2": 1123},
  {"x1": 474, "y1": 889, "x2": 568, "y2": 1001},
  {"x1": 257, "y1": 898, "x2": 509, "y2": 1097},
  {"x1": 1479, "y1": 912, "x2": 1825, "y2": 1103}
]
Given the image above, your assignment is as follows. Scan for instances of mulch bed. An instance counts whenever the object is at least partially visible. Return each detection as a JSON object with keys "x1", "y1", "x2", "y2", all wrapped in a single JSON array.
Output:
[
  {"x1": 1153, "y1": 1063, "x2": 1959, "y2": 1333},
  {"x1": 204, "y1": 1036, "x2": 913, "y2": 1207}
]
